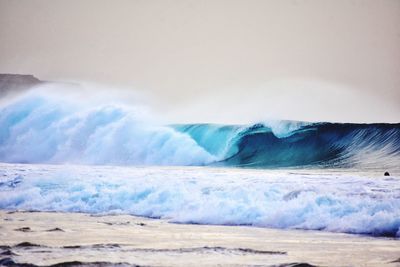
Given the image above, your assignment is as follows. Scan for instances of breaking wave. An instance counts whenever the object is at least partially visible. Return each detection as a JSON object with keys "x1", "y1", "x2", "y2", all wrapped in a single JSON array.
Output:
[
  {"x1": 0, "y1": 89, "x2": 399, "y2": 169},
  {"x1": 175, "y1": 122, "x2": 400, "y2": 169},
  {"x1": 0, "y1": 90, "x2": 215, "y2": 165}
]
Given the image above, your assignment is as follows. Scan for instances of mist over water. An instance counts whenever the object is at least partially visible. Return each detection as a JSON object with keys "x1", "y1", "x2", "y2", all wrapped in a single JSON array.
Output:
[{"x1": 160, "y1": 79, "x2": 400, "y2": 124}]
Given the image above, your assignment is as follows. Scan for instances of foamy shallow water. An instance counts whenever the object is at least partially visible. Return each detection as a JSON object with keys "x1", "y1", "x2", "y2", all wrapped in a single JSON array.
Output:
[{"x1": 0, "y1": 163, "x2": 399, "y2": 237}]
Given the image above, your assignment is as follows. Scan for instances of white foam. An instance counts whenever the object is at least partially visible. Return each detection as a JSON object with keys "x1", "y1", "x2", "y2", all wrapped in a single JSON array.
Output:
[
  {"x1": 1, "y1": 163, "x2": 399, "y2": 237},
  {"x1": 262, "y1": 119, "x2": 310, "y2": 138}
]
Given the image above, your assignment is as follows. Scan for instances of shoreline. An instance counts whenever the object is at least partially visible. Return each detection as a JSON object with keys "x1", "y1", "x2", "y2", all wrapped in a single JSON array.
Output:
[{"x1": 1, "y1": 210, "x2": 399, "y2": 267}]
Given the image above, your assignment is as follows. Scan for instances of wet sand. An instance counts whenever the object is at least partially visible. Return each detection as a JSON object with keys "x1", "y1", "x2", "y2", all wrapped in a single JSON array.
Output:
[{"x1": 0, "y1": 210, "x2": 399, "y2": 267}]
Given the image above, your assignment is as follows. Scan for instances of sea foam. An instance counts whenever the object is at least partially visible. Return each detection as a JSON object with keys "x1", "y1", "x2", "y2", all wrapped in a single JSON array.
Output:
[{"x1": 1, "y1": 163, "x2": 399, "y2": 237}]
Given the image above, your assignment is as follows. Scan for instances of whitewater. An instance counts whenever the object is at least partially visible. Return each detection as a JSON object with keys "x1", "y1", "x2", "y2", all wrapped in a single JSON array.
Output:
[
  {"x1": 0, "y1": 86, "x2": 399, "y2": 237},
  {"x1": 1, "y1": 164, "x2": 400, "y2": 237}
]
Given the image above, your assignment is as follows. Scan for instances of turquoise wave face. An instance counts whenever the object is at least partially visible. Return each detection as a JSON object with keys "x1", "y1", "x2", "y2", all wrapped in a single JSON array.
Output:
[
  {"x1": 0, "y1": 90, "x2": 399, "y2": 169},
  {"x1": 174, "y1": 123, "x2": 400, "y2": 170}
]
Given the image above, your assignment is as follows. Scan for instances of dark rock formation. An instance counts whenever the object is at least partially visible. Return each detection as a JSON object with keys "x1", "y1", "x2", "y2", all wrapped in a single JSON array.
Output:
[
  {"x1": 384, "y1": 171, "x2": 390, "y2": 176},
  {"x1": 14, "y1": 227, "x2": 32, "y2": 232},
  {"x1": 0, "y1": 74, "x2": 42, "y2": 98},
  {"x1": 45, "y1": 227, "x2": 64, "y2": 232},
  {"x1": 14, "y1": 242, "x2": 42, "y2": 247}
]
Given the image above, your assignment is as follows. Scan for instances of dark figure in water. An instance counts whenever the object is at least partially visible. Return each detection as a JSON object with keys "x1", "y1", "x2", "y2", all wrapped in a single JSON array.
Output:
[{"x1": 384, "y1": 172, "x2": 390, "y2": 176}]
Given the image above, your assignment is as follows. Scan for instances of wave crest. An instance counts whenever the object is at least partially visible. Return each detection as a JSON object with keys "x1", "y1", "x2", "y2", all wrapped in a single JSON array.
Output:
[{"x1": 0, "y1": 91, "x2": 214, "y2": 165}]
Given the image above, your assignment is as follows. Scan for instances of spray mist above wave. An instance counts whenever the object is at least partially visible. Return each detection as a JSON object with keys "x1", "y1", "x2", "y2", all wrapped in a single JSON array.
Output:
[{"x1": 0, "y1": 85, "x2": 215, "y2": 165}]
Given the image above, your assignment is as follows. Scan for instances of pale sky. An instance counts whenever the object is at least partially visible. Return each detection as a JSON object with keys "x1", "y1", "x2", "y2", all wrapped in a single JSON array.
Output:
[{"x1": 0, "y1": 0, "x2": 399, "y2": 123}]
